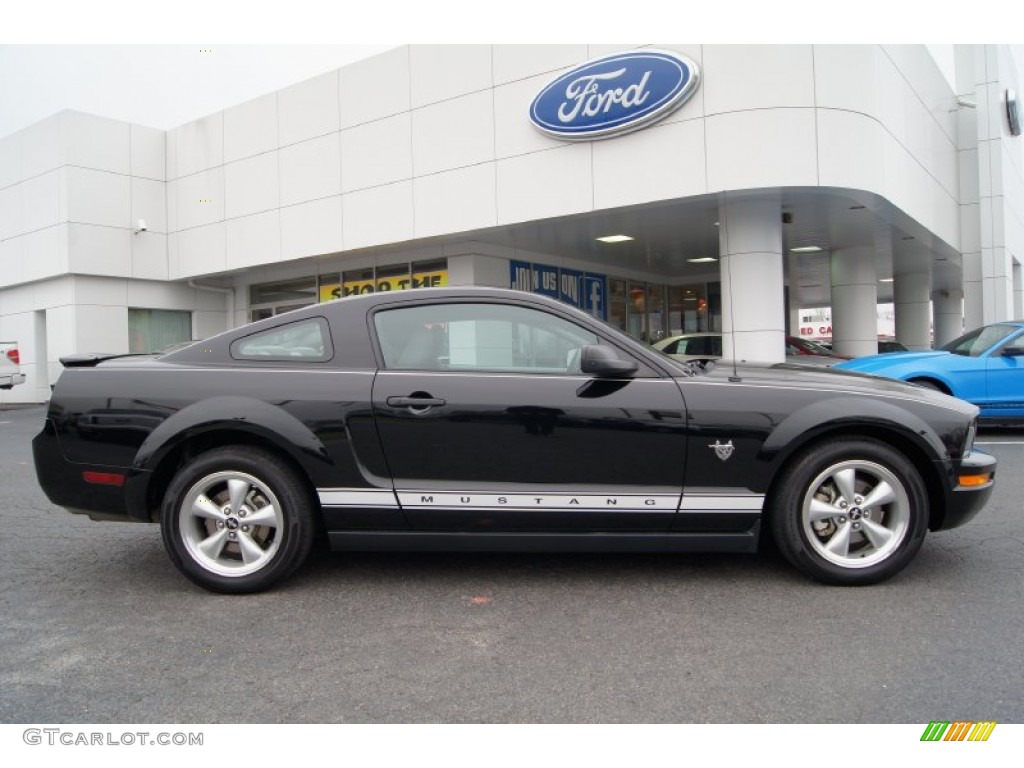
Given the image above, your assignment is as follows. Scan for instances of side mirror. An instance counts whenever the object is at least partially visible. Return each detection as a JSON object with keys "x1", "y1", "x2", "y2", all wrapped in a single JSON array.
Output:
[
  {"x1": 1001, "y1": 346, "x2": 1024, "y2": 357},
  {"x1": 580, "y1": 345, "x2": 639, "y2": 377}
]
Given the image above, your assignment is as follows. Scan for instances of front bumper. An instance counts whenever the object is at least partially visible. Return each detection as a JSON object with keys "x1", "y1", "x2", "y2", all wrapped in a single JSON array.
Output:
[{"x1": 937, "y1": 449, "x2": 997, "y2": 531}]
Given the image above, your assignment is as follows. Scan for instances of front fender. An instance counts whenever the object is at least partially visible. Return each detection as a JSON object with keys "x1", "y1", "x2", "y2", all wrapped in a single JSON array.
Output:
[{"x1": 761, "y1": 396, "x2": 949, "y2": 469}]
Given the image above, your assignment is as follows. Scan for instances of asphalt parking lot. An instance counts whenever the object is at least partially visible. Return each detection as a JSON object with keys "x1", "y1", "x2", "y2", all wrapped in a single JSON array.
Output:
[{"x1": 1, "y1": 403, "x2": 1022, "y2": 723}]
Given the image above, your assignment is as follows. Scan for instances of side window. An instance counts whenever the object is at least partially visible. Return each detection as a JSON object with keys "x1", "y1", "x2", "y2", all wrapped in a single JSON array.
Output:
[
  {"x1": 661, "y1": 340, "x2": 680, "y2": 355},
  {"x1": 374, "y1": 303, "x2": 600, "y2": 373},
  {"x1": 230, "y1": 317, "x2": 331, "y2": 361}
]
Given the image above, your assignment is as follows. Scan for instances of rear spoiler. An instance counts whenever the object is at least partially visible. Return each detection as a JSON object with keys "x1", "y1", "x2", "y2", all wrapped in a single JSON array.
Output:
[{"x1": 59, "y1": 353, "x2": 145, "y2": 368}]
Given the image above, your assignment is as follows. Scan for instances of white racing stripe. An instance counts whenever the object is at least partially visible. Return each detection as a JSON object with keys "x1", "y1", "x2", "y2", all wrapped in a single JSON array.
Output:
[{"x1": 318, "y1": 488, "x2": 764, "y2": 514}]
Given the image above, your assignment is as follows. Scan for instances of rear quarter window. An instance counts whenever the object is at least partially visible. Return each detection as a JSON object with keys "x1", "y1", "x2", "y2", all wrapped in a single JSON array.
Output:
[{"x1": 230, "y1": 317, "x2": 332, "y2": 362}]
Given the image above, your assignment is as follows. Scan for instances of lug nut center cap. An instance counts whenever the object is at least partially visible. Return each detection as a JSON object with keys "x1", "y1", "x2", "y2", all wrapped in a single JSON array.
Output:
[
  {"x1": 849, "y1": 508, "x2": 862, "y2": 520},
  {"x1": 226, "y1": 518, "x2": 240, "y2": 531}
]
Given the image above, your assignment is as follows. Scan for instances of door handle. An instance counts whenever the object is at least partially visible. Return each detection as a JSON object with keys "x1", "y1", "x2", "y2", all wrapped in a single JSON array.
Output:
[{"x1": 386, "y1": 395, "x2": 446, "y2": 408}]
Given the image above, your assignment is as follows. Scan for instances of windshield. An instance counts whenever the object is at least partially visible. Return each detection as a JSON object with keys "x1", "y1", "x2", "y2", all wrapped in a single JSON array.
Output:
[{"x1": 940, "y1": 325, "x2": 1020, "y2": 356}]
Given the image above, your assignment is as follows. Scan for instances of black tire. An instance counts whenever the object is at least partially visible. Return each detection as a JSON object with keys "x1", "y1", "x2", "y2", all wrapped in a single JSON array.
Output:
[
  {"x1": 769, "y1": 438, "x2": 928, "y2": 585},
  {"x1": 160, "y1": 446, "x2": 316, "y2": 593}
]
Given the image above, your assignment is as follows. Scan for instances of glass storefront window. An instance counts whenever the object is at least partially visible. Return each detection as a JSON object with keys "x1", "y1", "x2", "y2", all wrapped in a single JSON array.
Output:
[
  {"x1": 645, "y1": 283, "x2": 666, "y2": 342},
  {"x1": 249, "y1": 276, "x2": 317, "y2": 321},
  {"x1": 608, "y1": 279, "x2": 627, "y2": 332},
  {"x1": 128, "y1": 308, "x2": 192, "y2": 353}
]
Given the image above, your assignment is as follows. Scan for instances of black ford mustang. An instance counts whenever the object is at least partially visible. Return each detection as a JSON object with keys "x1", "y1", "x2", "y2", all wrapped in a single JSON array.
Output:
[{"x1": 34, "y1": 288, "x2": 996, "y2": 592}]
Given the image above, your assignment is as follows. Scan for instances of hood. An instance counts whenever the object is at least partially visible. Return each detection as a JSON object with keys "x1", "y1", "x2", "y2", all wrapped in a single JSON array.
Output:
[
  {"x1": 833, "y1": 350, "x2": 949, "y2": 373},
  {"x1": 674, "y1": 359, "x2": 976, "y2": 416}
]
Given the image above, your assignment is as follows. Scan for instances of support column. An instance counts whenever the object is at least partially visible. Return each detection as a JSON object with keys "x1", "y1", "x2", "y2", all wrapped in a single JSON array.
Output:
[
  {"x1": 830, "y1": 247, "x2": 878, "y2": 358},
  {"x1": 933, "y1": 289, "x2": 964, "y2": 347},
  {"x1": 718, "y1": 195, "x2": 784, "y2": 362},
  {"x1": 893, "y1": 271, "x2": 932, "y2": 350},
  {"x1": 1014, "y1": 260, "x2": 1023, "y2": 320}
]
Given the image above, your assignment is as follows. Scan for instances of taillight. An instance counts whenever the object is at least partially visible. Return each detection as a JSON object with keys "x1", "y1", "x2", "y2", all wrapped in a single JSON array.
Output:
[{"x1": 6, "y1": 348, "x2": 18, "y2": 364}]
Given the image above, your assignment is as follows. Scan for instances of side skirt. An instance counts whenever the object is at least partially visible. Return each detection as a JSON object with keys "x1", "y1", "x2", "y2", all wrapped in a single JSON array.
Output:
[{"x1": 328, "y1": 526, "x2": 760, "y2": 554}]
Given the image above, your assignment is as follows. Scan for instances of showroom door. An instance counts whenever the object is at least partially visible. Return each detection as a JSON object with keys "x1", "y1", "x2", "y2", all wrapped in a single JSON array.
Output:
[{"x1": 370, "y1": 300, "x2": 687, "y2": 531}]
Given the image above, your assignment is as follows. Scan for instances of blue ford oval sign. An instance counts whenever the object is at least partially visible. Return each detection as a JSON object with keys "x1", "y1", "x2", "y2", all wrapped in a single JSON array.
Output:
[{"x1": 529, "y1": 50, "x2": 700, "y2": 141}]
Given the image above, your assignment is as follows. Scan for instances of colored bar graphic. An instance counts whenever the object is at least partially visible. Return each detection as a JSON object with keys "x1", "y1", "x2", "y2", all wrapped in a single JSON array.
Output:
[{"x1": 920, "y1": 720, "x2": 996, "y2": 742}]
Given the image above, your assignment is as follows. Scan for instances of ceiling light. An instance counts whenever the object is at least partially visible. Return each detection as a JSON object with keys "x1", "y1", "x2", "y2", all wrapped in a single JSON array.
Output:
[
  {"x1": 596, "y1": 234, "x2": 634, "y2": 243},
  {"x1": 879, "y1": 278, "x2": 894, "y2": 283},
  {"x1": 687, "y1": 257, "x2": 718, "y2": 263},
  {"x1": 789, "y1": 246, "x2": 823, "y2": 254}
]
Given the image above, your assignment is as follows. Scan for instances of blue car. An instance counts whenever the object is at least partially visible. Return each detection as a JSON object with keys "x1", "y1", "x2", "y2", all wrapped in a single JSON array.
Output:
[{"x1": 834, "y1": 322, "x2": 1024, "y2": 423}]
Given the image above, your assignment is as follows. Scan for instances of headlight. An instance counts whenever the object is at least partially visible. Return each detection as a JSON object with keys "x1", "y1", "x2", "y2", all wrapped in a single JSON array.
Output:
[{"x1": 964, "y1": 419, "x2": 977, "y2": 455}]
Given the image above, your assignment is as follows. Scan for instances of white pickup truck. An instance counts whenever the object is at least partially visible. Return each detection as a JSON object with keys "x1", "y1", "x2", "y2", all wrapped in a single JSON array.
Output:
[{"x1": 1, "y1": 342, "x2": 26, "y2": 389}]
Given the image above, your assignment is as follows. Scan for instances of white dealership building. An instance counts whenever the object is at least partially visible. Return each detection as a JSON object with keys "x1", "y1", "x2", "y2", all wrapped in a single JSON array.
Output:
[{"x1": 1, "y1": 44, "x2": 1023, "y2": 403}]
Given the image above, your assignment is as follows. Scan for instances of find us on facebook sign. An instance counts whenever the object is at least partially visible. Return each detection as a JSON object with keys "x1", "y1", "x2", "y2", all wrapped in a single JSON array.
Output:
[{"x1": 529, "y1": 50, "x2": 700, "y2": 140}]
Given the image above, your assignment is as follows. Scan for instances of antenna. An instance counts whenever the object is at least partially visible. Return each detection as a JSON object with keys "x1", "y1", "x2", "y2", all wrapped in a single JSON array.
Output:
[{"x1": 720, "y1": 195, "x2": 741, "y2": 382}]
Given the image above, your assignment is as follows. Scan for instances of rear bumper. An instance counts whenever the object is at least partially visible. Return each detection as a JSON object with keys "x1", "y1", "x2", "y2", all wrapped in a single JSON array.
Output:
[
  {"x1": 0, "y1": 372, "x2": 26, "y2": 389},
  {"x1": 33, "y1": 418, "x2": 148, "y2": 522},
  {"x1": 938, "y1": 449, "x2": 997, "y2": 531}
]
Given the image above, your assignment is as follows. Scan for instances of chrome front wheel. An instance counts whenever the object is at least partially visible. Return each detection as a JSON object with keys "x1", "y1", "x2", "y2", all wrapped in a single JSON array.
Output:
[
  {"x1": 801, "y1": 460, "x2": 910, "y2": 569},
  {"x1": 770, "y1": 438, "x2": 928, "y2": 585}
]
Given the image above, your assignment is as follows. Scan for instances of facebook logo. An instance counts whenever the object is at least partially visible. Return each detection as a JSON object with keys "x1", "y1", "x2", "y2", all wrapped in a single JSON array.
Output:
[{"x1": 584, "y1": 275, "x2": 607, "y2": 320}]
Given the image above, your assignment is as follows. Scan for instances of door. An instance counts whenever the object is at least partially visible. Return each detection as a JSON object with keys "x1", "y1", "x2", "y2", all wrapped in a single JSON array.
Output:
[
  {"x1": 984, "y1": 329, "x2": 1024, "y2": 418},
  {"x1": 370, "y1": 300, "x2": 687, "y2": 531}
]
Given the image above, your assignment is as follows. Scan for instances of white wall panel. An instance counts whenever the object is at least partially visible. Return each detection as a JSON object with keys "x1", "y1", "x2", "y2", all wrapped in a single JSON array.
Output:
[
  {"x1": 75, "y1": 304, "x2": 129, "y2": 353},
  {"x1": 410, "y1": 45, "x2": 493, "y2": 108},
  {"x1": 0, "y1": 184, "x2": 23, "y2": 239},
  {"x1": 279, "y1": 134, "x2": 342, "y2": 207},
  {"x1": 67, "y1": 223, "x2": 130, "y2": 277},
  {"x1": 413, "y1": 164, "x2": 496, "y2": 238},
  {"x1": 340, "y1": 113, "x2": 412, "y2": 192},
  {"x1": 493, "y1": 74, "x2": 566, "y2": 160},
  {"x1": 278, "y1": 70, "x2": 340, "y2": 147},
  {"x1": 492, "y1": 45, "x2": 587, "y2": 85},
  {"x1": 126, "y1": 279, "x2": 194, "y2": 310},
  {"x1": 165, "y1": 128, "x2": 178, "y2": 181},
  {"x1": 21, "y1": 226, "x2": 67, "y2": 283},
  {"x1": 0, "y1": 132, "x2": 22, "y2": 188},
  {"x1": 59, "y1": 111, "x2": 130, "y2": 174},
  {"x1": 342, "y1": 182, "x2": 414, "y2": 250},
  {"x1": 176, "y1": 168, "x2": 225, "y2": 230},
  {"x1": 21, "y1": 170, "x2": 60, "y2": 234},
  {"x1": 176, "y1": 112, "x2": 224, "y2": 177},
  {"x1": 131, "y1": 177, "x2": 166, "y2": 233},
  {"x1": 224, "y1": 92, "x2": 278, "y2": 163},
  {"x1": 706, "y1": 108, "x2": 817, "y2": 192},
  {"x1": 593, "y1": 120, "x2": 706, "y2": 210},
  {"x1": 175, "y1": 222, "x2": 226, "y2": 278},
  {"x1": 131, "y1": 231, "x2": 169, "y2": 281},
  {"x1": 412, "y1": 91, "x2": 495, "y2": 176},
  {"x1": 279, "y1": 197, "x2": 343, "y2": 260},
  {"x1": 496, "y1": 144, "x2": 592, "y2": 225},
  {"x1": 340, "y1": 47, "x2": 411, "y2": 128},
  {"x1": 63, "y1": 167, "x2": 131, "y2": 229},
  {"x1": 817, "y1": 110, "x2": 886, "y2": 194},
  {"x1": 0, "y1": 236, "x2": 25, "y2": 287},
  {"x1": 21, "y1": 114, "x2": 60, "y2": 179},
  {"x1": 224, "y1": 151, "x2": 280, "y2": 219},
  {"x1": 130, "y1": 123, "x2": 165, "y2": 181},
  {"x1": 72, "y1": 275, "x2": 128, "y2": 306},
  {"x1": 226, "y1": 210, "x2": 281, "y2": 270},
  {"x1": 703, "y1": 45, "x2": 814, "y2": 115}
]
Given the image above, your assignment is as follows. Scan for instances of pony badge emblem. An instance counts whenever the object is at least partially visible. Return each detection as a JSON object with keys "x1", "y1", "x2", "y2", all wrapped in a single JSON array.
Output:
[{"x1": 709, "y1": 440, "x2": 735, "y2": 462}]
